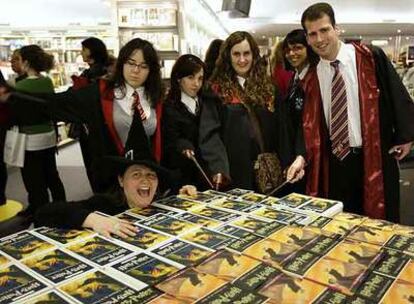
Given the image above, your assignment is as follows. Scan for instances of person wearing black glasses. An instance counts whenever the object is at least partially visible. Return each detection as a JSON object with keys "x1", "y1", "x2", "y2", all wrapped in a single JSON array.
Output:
[{"x1": 0, "y1": 38, "x2": 164, "y2": 194}]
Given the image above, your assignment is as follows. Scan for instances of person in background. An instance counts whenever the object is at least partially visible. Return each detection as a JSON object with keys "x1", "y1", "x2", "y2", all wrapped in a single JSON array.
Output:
[
  {"x1": 162, "y1": 54, "x2": 206, "y2": 189},
  {"x1": 34, "y1": 121, "x2": 196, "y2": 238},
  {"x1": 300, "y1": 2, "x2": 414, "y2": 221},
  {"x1": 14, "y1": 45, "x2": 66, "y2": 218},
  {"x1": 0, "y1": 104, "x2": 7, "y2": 206},
  {"x1": 270, "y1": 40, "x2": 293, "y2": 100},
  {"x1": 8, "y1": 49, "x2": 27, "y2": 86},
  {"x1": 204, "y1": 39, "x2": 223, "y2": 81},
  {"x1": 199, "y1": 31, "x2": 305, "y2": 192},
  {"x1": 70, "y1": 37, "x2": 109, "y2": 192},
  {"x1": 0, "y1": 38, "x2": 164, "y2": 194}
]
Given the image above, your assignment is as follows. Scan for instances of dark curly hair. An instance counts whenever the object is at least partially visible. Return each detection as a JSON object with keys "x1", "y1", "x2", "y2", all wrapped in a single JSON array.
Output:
[
  {"x1": 20, "y1": 45, "x2": 54, "y2": 73},
  {"x1": 167, "y1": 54, "x2": 205, "y2": 104},
  {"x1": 210, "y1": 31, "x2": 274, "y2": 110},
  {"x1": 109, "y1": 38, "x2": 163, "y2": 107},
  {"x1": 81, "y1": 37, "x2": 109, "y2": 66}
]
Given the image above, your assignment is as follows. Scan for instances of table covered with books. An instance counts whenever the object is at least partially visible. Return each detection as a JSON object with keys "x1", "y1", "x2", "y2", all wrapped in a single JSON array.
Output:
[{"x1": 0, "y1": 189, "x2": 413, "y2": 303}]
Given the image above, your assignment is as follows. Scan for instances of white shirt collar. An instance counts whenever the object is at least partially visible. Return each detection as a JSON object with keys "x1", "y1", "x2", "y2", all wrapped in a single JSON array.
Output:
[
  {"x1": 114, "y1": 83, "x2": 145, "y2": 100},
  {"x1": 237, "y1": 76, "x2": 246, "y2": 88},
  {"x1": 296, "y1": 64, "x2": 310, "y2": 80},
  {"x1": 181, "y1": 92, "x2": 198, "y2": 115},
  {"x1": 319, "y1": 41, "x2": 354, "y2": 68}
]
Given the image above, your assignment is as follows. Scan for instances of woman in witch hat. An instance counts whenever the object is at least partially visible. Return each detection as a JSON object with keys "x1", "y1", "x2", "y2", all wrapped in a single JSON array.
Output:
[{"x1": 33, "y1": 119, "x2": 196, "y2": 239}]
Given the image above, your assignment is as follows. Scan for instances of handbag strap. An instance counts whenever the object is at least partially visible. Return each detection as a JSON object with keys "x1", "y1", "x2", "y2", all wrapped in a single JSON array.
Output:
[{"x1": 243, "y1": 102, "x2": 265, "y2": 153}]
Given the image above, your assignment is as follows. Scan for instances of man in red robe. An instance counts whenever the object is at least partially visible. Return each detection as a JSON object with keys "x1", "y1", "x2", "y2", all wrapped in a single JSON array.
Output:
[{"x1": 298, "y1": 3, "x2": 414, "y2": 221}]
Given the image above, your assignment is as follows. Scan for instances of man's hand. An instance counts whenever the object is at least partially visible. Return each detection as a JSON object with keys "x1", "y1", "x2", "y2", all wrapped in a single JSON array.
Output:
[
  {"x1": 82, "y1": 213, "x2": 138, "y2": 239},
  {"x1": 182, "y1": 149, "x2": 195, "y2": 159},
  {"x1": 286, "y1": 155, "x2": 306, "y2": 183},
  {"x1": 179, "y1": 185, "x2": 198, "y2": 198},
  {"x1": 388, "y1": 142, "x2": 413, "y2": 161}
]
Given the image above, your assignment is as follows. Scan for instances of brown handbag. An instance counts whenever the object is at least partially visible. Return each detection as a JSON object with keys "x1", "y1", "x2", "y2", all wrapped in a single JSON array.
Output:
[{"x1": 244, "y1": 103, "x2": 284, "y2": 194}]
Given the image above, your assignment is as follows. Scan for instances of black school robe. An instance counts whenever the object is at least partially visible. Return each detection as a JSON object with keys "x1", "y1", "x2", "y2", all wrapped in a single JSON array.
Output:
[{"x1": 199, "y1": 87, "x2": 279, "y2": 192}]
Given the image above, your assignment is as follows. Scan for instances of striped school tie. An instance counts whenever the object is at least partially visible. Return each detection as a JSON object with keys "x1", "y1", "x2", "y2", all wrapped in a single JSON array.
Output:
[
  {"x1": 132, "y1": 91, "x2": 147, "y2": 121},
  {"x1": 330, "y1": 60, "x2": 350, "y2": 160}
]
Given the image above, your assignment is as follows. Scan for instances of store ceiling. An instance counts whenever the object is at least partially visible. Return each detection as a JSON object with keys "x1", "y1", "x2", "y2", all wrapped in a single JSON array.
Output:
[{"x1": 208, "y1": 0, "x2": 414, "y2": 40}]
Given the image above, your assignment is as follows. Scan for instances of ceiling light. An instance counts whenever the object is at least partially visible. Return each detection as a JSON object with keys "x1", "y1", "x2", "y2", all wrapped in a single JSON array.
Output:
[{"x1": 397, "y1": 29, "x2": 401, "y2": 33}]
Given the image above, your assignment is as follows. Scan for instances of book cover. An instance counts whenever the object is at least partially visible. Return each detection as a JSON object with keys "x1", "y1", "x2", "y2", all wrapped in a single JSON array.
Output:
[
  {"x1": 111, "y1": 252, "x2": 180, "y2": 286},
  {"x1": 189, "y1": 206, "x2": 239, "y2": 222},
  {"x1": 65, "y1": 236, "x2": 133, "y2": 267},
  {"x1": 202, "y1": 189, "x2": 234, "y2": 198},
  {"x1": 139, "y1": 214, "x2": 200, "y2": 236},
  {"x1": 196, "y1": 250, "x2": 261, "y2": 282},
  {"x1": 281, "y1": 249, "x2": 322, "y2": 277},
  {"x1": 258, "y1": 273, "x2": 327, "y2": 304},
  {"x1": 211, "y1": 199, "x2": 262, "y2": 213},
  {"x1": 360, "y1": 218, "x2": 395, "y2": 231},
  {"x1": 243, "y1": 238, "x2": 299, "y2": 268},
  {"x1": 33, "y1": 227, "x2": 95, "y2": 245},
  {"x1": 154, "y1": 196, "x2": 204, "y2": 211},
  {"x1": 0, "y1": 253, "x2": 10, "y2": 268},
  {"x1": 266, "y1": 226, "x2": 320, "y2": 247},
  {"x1": 196, "y1": 283, "x2": 268, "y2": 304},
  {"x1": 304, "y1": 257, "x2": 367, "y2": 295},
  {"x1": 112, "y1": 224, "x2": 172, "y2": 250},
  {"x1": 156, "y1": 268, "x2": 227, "y2": 303},
  {"x1": 311, "y1": 289, "x2": 349, "y2": 304},
  {"x1": 0, "y1": 231, "x2": 55, "y2": 260},
  {"x1": 354, "y1": 272, "x2": 395, "y2": 303},
  {"x1": 396, "y1": 259, "x2": 414, "y2": 282},
  {"x1": 182, "y1": 192, "x2": 218, "y2": 203},
  {"x1": 373, "y1": 252, "x2": 411, "y2": 278},
  {"x1": 316, "y1": 218, "x2": 357, "y2": 237},
  {"x1": 115, "y1": 212, "x2": 143, "y2": 224},
  {"x1": 392, "y1": 224, "x2": 414, "y2": 237},
  {"x1": 229, "y1": 216, "x2": 286, "y2": 237},
  {"x1": 333, "y1": 212, "x2": 367, "y2": 226},
  {"x1": 179, "y1": 227, "x2": 235, "y2": 250},
  {"x1": 152, "y1": 239, "x2": 213, "y2": 267},
  {"x1": 298, "y1": 197, "x2": 343, "y2": 216},
  {"x1": 380, "y1": 279, "x2": 414, "y2": 304},
  {"x1": 302, "y1": 235, "x2": 342, "y2": 256},
  {"x1": 239, "y1": 193, "x2": 268, "y2": 204},
  {"x1": 19, "y1": 289, "x2": 73, "y2": 304},
  {"x1": 225, "y1": 188, "x2": 252, "y2": 196},
  {"x1": 226, "y1": 233, "x2": 264, "y2": 252},
  {"x1": 278, "y1": 192, "x2": 312, "y2": 209},
  {"x1": 347, "y1": 226, "x2": 394, "y2": 246},
  {"x1": 58, "y1": 270, "x2": 144, "y2": 304},
  {"x1": 324, "y1": 239, "x2": 381, "y2": 268},
  {"x1": 384, "y1": 234, "x2": 414, "y2": 254},
  {"x1": 174, "y1": 213, "x2": 222, "y2": 229},
  {"x1": 22, "y1": 248, "x2": 93, "y2": 285},
  {"x1": 232, "y1": 263, "x2": 282, "y2": 291},
  {"x1": 249, "y1": 207, "x2": 296, "y2": 223},
  {"x1": 0, "y1": 264, "x2": 48, "y2": 304},
  {"x1": 127, "y1": 206, "x2": 179, "y2": 219},
  {"x1": 215, "y1": 224, "x2": 262, "y2": 239}
]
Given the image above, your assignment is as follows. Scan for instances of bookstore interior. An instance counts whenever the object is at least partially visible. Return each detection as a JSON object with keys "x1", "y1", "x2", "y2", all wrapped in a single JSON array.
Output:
[{"x1": 0, "y1": 0, "x2": 414, "y2": 303}]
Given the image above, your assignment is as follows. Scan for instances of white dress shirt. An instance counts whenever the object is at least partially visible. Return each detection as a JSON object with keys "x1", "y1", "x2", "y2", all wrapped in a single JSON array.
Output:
[
  {"x1": 237, "y1": 75, "x2": 246, "y2": 89},
  {"x1": 181, "y1": 92, "x2": 198, "y2": 115},
  {"x1": 114, "y1": 83, "x2": 156, "y2": 137},
  {"x1": 317, "y1": 41, "x2": 362, "y2": 147}
]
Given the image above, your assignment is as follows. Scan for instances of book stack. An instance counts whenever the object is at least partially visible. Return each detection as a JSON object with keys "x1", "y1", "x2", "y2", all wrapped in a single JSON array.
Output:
[{"x1": 0, "y1": 189, "x2": 412, "y2": 303}]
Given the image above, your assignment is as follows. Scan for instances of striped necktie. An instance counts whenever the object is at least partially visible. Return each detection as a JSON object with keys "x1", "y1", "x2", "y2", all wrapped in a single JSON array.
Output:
[
  {"x1": 132, "y1": 91, "x2": 147, "y2": 121},
  {"x1": 330, "y1": 60, "x2": 350, "y2": 160}
]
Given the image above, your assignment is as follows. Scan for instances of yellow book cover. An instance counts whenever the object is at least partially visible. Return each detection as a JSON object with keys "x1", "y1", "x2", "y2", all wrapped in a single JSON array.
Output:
[
  {"x1": 140, "y1": 214, "x2": 200, "y2": 236},
  {"x1": 196, "y1": 250, "x2": 261, "y2": 281},
  {"x1": 320, "y1": 219, "x2": 357, "y2": 236},
  {"x1": 0, "y1": 231, "x2": 55, "y2": 260},
  {"x1": 0, "y1": 253, "x2": 10, "y2": 267},
  {"x1": 180, "y1": 227, "x2": 234, "y2": 250},
  {"x1": 397, "y1": 259, "x2": 414, "y2": 282},
  {"x1": 392, "y1": 224, "x2": 414, "y2": 237},
  {"x1": 154, "y1": 196, "x2": 205, "y2": 211},
  {"x1": 20, "y1": 290, "x2": 71, "y2": 304},
  {"x1": 347, "y1": 225, "x2": 394, "y2": 246},
  {"x1": 243, "y1": 238, "x2": 299, "y2": 267},
  {"x1": 361, "y1": 219, "x2": 395, "y2": 231},
  {"x1": 175, "y1": 213, "x2": 222, "y2": 229},
  {"x1": 267, "y1": 226, "x2": 320, "y2": 247},
  {"x1": 113, "y1": 224, "x2": 171, "y2": 250},
  {"x1": 304, "y1": 257, "x2": 367, "y2": 295},
  {"x1": 333, "y1": 212, "x2": 367, "y2": 226},
  {"x1": 381, "y1": 280, "x2": 414, "y2": 304},
  {"x1": 249, "y1": 207, "x2": 296, "y2": 222},
  {"x1": 156, "y1": 268, "x2": 227, "y2": 303},
  {"x1": 189, "y1": 206, "x2": 239, "y2": 222},
  {"x1": 325, "y1": 239, "x2": 381, "y2": 267},
  {"x1": 34, "y1": 227, "x2": 94, "y2": 245},
  {"x1": 278, "y1": 192, "x2": 313, "y2": 208},
  {"x1": 259, "y1": 273, "x2": 327, "y2": 304}
]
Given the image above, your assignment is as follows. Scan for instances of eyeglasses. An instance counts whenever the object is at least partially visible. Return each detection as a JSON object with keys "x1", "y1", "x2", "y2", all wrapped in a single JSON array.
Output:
[{"x1": 125, "y1": 59, "x2": 149, "y2": 71}]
